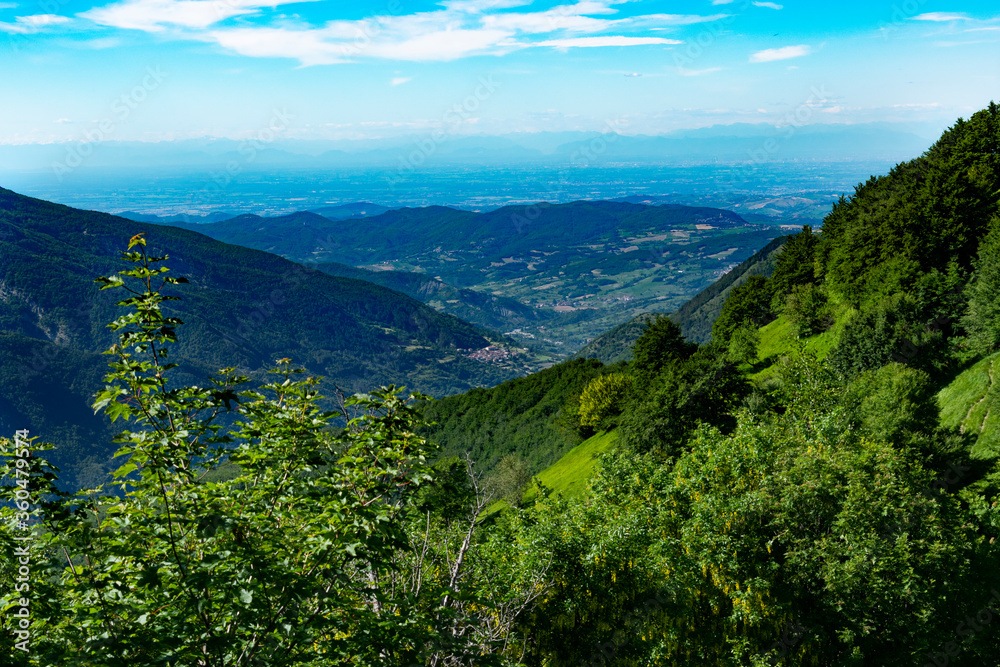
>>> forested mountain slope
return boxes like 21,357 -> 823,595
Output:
0,187 -> 528,485
413,105 -> 1000,665
157,199 -> 784,354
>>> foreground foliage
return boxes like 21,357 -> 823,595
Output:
0,238 -> 539,666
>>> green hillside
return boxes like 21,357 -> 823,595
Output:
187,201 -> 753,266
938,351 -> 1000,459
421,357 -> 612,474
668,234 -> 789,343
526,430 -> 617,501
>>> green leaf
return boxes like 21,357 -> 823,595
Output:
113,462 -> 138,479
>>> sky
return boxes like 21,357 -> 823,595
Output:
1,0 -> 998,144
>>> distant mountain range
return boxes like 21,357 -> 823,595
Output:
0,187 -> 530,487
121,202 -> 393,226
156,200 -> 751,267
0,123 -> 933,172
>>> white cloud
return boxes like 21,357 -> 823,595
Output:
536,35 -> 681,48
483,10 -> 613,34
81,0 -> 320,32
911,12 -> 970,22
18,13 -> 70,26
390,76 -> 412,86
78,0 -> 726,65
631,13 -> 730,26
0,13 -> 70,33
208,27 -> 350,65
752,1 -> 783,9
749,44 -> 811,62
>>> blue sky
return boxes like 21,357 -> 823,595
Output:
1,0 -> 998,143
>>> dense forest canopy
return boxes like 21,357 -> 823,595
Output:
818,102 -> 1000,308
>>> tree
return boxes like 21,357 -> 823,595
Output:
726,323 -> 760,365
577,372 -> 632,434
0,236 -> 511,666
963,215 -> 1000,356
619,348 -> 750,458
630,315 -> 697,388
827,292 -> 950,379
843,362 -> 939,444
711,275 -> 774,346
488,453 -> 532,508
782,282 -> 830,338
769,225 -> 818,300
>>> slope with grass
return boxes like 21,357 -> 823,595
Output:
526,430 -> 617,501
938,351 -> 1000,459
748,304 -> 852,380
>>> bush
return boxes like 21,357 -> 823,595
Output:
577,372 -> 632,433
783,282 -> 831,338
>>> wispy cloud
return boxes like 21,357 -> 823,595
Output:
390,76 -> 412,86
752,2 -> 783,9
749,44 -> 811,63
911,12 -> 970,22
78,0 -> 724,65
0,13 -> 70,33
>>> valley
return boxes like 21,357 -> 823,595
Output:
152,200 -> 787,359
